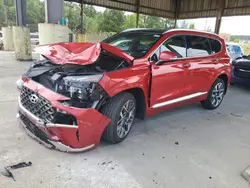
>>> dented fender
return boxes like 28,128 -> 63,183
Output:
18,79 -> 111,152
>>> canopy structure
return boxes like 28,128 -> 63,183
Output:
65,0 -> 250,33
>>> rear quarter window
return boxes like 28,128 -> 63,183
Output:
208,38 -> 221,54
185,35 -> 211,57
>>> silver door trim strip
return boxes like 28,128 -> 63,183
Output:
239,69 -> 250,73
152,92 -> 208,108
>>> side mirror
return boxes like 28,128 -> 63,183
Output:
156,51 -> 178,66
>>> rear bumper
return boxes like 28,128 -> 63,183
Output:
17,80 -> 111,152
231,72 -> 250,86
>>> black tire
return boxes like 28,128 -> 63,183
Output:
101,92 -> 136,144
201,78 -> 225,110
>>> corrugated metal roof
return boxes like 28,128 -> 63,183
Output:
65,0 -> 175,18
178,0 -> 250,18
65,0 -> 250,19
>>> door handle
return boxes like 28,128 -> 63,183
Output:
182,63 -> 191,68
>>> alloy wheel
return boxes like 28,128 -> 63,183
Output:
117,100 -> 136,138
211,82 -> 225,107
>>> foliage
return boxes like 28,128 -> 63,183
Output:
0,0 -> 175,34
230,35 -> 250,42
98,9 -> 125,33
123,14 -> 137,29
240,44 -> 250,55
64,2 -> 81,32
0,0 -> 6,27
189,23 -> 195,29
234,39 -> 240,43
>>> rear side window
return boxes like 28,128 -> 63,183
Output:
209,38 -> 221,54
186,35 -> 211,57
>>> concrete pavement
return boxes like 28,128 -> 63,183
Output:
0,51 -> 250,188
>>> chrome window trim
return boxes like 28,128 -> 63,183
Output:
149,33 -> 223,62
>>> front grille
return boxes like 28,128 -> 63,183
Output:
234,68 -> 250,79
19,112 -> 52,146
20,86 -> 55,123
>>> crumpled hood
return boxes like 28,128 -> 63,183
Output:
34,42 -> 134,65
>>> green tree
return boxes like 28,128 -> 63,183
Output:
189,23 -> 195,29
139,15 -> 164,28
64,2 -> 81,32
99,9 -> 125,33
164,18 -> 175,29
0,0 -> 6,27
123,14 -> 137,29
84,5 -> 97,18
86,12 -> 103,33
26,0 -> 45,31
234,39 -> 240,43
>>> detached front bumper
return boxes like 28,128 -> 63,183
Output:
17,80 -> 111,152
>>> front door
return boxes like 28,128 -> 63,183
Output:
150,35 -> 190,108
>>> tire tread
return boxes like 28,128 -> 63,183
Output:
201,78 -> 225,110
101,92 -> 135,143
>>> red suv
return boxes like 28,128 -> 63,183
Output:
17,29 -> 232,152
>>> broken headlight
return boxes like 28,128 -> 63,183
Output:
58,74 -> 105,102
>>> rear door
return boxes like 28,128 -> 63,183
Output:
184,35 -> 220,94
150,35 -> 190,108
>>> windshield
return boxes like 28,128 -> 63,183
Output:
103,32 -> 161,58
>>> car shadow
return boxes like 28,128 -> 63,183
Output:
98,102 -> 204,148
230,84 -> 250,92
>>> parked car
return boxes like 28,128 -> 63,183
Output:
226,43 -> 244,60
231,55 -> 250,86
17,29 -> 232,152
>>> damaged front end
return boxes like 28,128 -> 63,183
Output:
17,42 -> 133,152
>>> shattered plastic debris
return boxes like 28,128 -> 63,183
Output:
1,161 -> 32,181
230,112 -> 243,117
7,161 -> 32,169
1,168 -> 15,181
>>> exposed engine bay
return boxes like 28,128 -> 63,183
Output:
23,50 -> 131,108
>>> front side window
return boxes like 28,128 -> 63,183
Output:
152,35 -> 186,61
186,35 -> 211,57
103,32 -> 161,58
161,35 -> 186,58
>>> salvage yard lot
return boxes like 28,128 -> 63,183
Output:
0,51 -> 250,188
